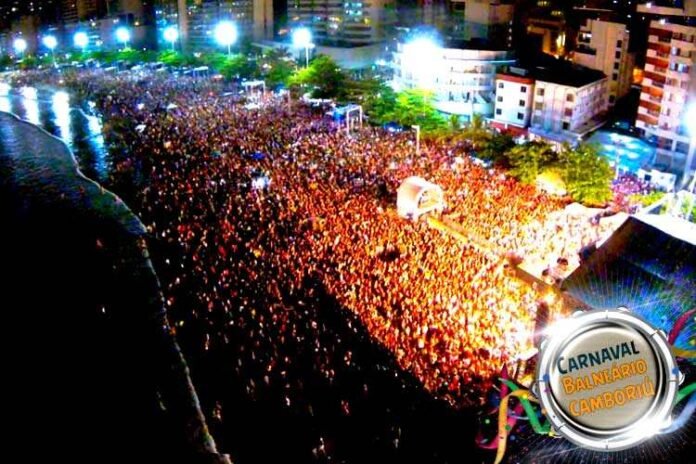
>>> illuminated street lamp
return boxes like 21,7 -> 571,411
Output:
42,35 -> 58,64
13,37 -> 27,57
116,27 -> 131,50
214,21 -> 238,56
412,125 -> 421,156
292,27 -> 312,68
402,36 -> 441,88
164,25 -> 179,51
42,35 -> 57,51
74,31 -> 89,53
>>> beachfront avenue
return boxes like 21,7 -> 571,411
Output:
2,62 -> 693,463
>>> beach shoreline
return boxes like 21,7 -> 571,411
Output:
1,109 -> 229,463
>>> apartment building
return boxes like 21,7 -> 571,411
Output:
288,0 -> 396,47
392,39 -> 514,119
573,19 -> 634,106
491,62 -> 609,144
490,67 -> 535,134
636,20 -> 696,177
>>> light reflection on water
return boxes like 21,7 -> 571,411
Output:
0,95 -> 10,113
2,84 -> 110,182
53,91 -> 72,142
21,86 -> 40,125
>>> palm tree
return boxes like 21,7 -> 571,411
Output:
460,113 -> 491,148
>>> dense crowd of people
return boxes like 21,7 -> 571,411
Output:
10,69 -> 632,411
612,173 -> 655,212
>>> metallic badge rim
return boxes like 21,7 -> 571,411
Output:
536,308 -> 680,451
548,324 -> 662,435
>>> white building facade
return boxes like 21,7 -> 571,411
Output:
573,19 -> 634,106
491,64 -> 608,144
491,68 -> 535,133
392,41 -> 514,119
530,76 -> 608,141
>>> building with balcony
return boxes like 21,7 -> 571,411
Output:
491,60 -> 609,145
636,19 -> 696,178
184,0 -> 253,51
573,19 -> 634,107
449,0 -> 514,48
391,40 -> 514,119
288,0 -> 397,47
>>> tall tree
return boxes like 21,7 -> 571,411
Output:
387,89 -> 446,133
289,55 -> 348,99
259,49 -> 295,88
461,113 -> 490,148
507,140 -> 558,184
479,132 -> 516,165
558,143 -> 613,206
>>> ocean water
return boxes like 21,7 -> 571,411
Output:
0,83 -> 110,182
0,90 -> 226,462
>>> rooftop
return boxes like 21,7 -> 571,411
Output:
499,53 -> 607,88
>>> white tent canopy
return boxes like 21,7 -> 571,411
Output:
397,176 -> 445,220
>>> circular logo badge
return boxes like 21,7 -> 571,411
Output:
535,309 -> 681,451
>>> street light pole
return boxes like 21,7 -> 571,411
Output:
215,21 -> 237,57
412,125 -> 421,156
293,28 -> 312,68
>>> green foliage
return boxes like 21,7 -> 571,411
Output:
460,113 -> 490,146
627,190 -> 666,208
258,49 -> 295,88
362,85 -> 397,125
558,143 -> 614,206
507,140 -> 558,184
478,132 -> 516,165
0,54 -> 13,69
289,55 -> 348,99
367,88 -> 446,133
344,76 -> 388,105
17,55 -> 40,69
157,50 -> 191,67
448,114 -> 461,131
685,201 -> 696,221
218,54 -> 259,80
